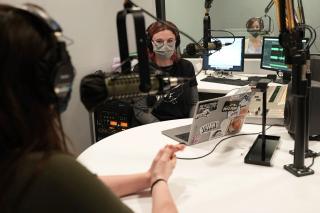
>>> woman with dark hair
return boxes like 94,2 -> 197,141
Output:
0,4 -> 183,213
133,21 -> 199,124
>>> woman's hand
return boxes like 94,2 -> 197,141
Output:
148,144 -> 185,186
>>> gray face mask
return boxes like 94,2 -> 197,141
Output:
152,42 -> 176,59
248,29 -> 261,38
250,31 -> 260,38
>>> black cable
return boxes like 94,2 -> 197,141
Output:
299,24 -> 316,50
197,37 -> 204,44
177,126 -> 273,160
308,25 -> 317,49
210,29 -> 236,45
195,67 -> 204,76
303,24 -> 318,53
306,152 -> 320,169
307,156 -> 316,169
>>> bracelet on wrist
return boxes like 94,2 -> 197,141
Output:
151,178 -> 167,193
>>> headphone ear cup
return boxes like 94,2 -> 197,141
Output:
38,42 -> 74,111
36,59 -> 57,104
52,43 -> 74,99
175,33 -> 180,48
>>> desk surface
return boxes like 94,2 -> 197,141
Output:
193,57 -> 275,94
196,72 -> 276,94
78,119 -> 320,213
196,72 -> 242,94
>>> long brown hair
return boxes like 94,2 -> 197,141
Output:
0,4 -> 70,208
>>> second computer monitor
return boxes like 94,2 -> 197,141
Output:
202,36 -> 245,72
261,37 -> 290,72
261,36 -> 308,72
261,37 -> 308,83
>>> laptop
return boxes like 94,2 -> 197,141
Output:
162,87 -> 253,145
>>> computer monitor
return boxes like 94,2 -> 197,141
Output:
202,36 -> 245,72
261,36 -> 307,83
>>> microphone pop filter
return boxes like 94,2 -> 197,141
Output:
80,71 -> 108,111
185,43 -> 197,56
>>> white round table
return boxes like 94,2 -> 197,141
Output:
78,119 -> 320,213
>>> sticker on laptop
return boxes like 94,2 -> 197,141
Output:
209,129 -> 223,140
222,101 -> 240,113
190,134 -> 201,145
195,101 -> 218,120
200,121 -> 219,135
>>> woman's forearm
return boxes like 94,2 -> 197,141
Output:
98,172 -> 151,197
152,181 -> 178,213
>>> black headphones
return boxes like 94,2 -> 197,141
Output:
17,4 -> 75,112
146,21 -> 181,51
246,17 -> 264,32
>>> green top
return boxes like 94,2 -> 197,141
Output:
6,152 -> 134,213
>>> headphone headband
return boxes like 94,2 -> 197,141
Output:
20,3 -> 62,33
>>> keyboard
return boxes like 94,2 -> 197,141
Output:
201,76 -> 250,86
175,132 -> 190,142
247,76 -> 270,82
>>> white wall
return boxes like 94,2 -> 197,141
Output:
3,0 -> 156,155
166,0 -> 203,50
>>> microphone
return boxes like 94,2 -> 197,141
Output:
185,40 -> 225,56
80,71 -> 191,111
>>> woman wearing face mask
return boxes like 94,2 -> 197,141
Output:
245,17 -> 264,54
133,21 -> 199,124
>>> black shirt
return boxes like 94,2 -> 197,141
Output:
133,59 -> 198,123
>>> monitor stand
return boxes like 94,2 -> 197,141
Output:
275,71 -> 291,84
